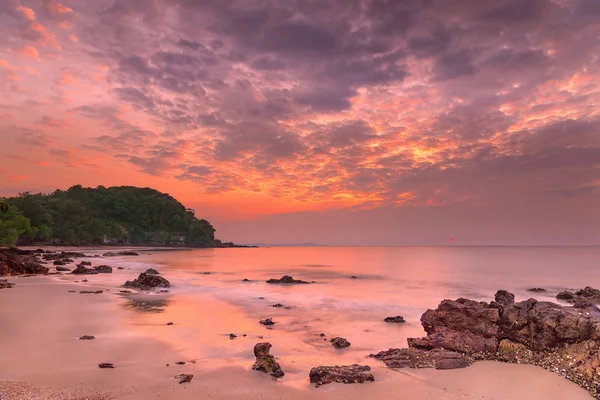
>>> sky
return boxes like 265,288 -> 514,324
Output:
1,0 -> 599,245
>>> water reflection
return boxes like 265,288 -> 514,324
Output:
121,294 -> 170,313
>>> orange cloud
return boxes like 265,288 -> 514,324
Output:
15,5 -> 36,20
19,45 -> 39,60
55,69 -> 77,86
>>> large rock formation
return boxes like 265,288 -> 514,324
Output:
309,364 -> 374,387
372,290 -> 600,398
0,248 -> 48,276
252,342 -> 284,378
556,287 -> 600,306
123,271 -> 170,290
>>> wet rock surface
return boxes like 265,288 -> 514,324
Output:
266,275 -> 310,284
55,266 -> 71,272
330,337 -> 351,349
259,318 -> 275,326
93,265 -> 113,273
145,268 -> 160,275
0,248 -> 49,276
71,265 -> 98,275
252,342 -> 284,378
373,290 -> 600,398
384,316 -> 406,323
309,364 -> 374,387
123,272 -> 170,290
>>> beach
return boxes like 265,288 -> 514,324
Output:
1,246 -> 598,399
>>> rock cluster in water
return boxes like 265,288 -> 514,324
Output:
252,342 -> 285,378
309,364 -> 374,387
103,251 -> 139,257
371,289 -> 600,398
266,275 -> 310,284
384,316 -> 406,323
557,286 -> 600,306
0,248 -> 49,276
123,269 -> 171,290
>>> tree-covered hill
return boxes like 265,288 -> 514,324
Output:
0,185 -> 233,247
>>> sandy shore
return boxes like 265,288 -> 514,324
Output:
0,276 -> 593,400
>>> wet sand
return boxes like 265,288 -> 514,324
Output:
0,275 -> 593,400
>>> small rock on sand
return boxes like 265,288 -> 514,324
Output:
98,363 -> 114,368
260,318 -> 275,326
79,335 -> 95,340
330,337 -> 351,348
177,374 -> 194,384
230,333 -> 237,339
384,316 -> 406,323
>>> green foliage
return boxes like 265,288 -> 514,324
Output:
0,200 -> 31,247
5,186 -> 219,247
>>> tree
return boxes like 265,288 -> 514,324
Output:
0,203 -> 31,247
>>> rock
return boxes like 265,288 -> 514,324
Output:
252,342 -> 284,378
309,364 -> 374,387
123,272 -> 170,290
527,288 -> 547,292
177,374 -> 194,384
103,251 -> 139,257
79,335 -> 95,340
79,261 -> 92,266
260,318 -> 275,326
93,265 -> 113,273
117,267 -> 124,270
319,333 -> 325,337
82,279 -> 88,283
54,260 -> 67,266
229,333 -> 237,340
372,289 -> 600,399
384,316 -> 406,323
0,279 -> 15,289
242,278 -> 250,282
557,291 -> 575,300
144,268 -> 160,275
119,290 -> 132,293
272,303 -> 284,308
175,361 -> 185,365
80,290 -> 103,294
71,265 -> 98,275
42,252 -> 85,261
266,275 -> 310,284
98,363 -> 114,368
56,266 -> 71,272
68,290 -> 76,293
202,272 -> 211,275
166,322 -> 173,326
350,276 -> 358,279
330,337 -> 351,349
371,348 -> 472,370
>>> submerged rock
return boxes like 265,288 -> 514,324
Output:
372,289 -> 600,398
123,272 -> 170,290
93,265 -> 113,273
71,265 -> 98,275
98,363 -> 114,368
80,290 -> 103,294
53,260 -> 67,266
309,364 -> 374,387
384,316 -> 406,323
259,318 -> 275,326
229,333 -> 237,340
79,335 -> 95,340
177,374 -> 194,384
0,279 -> 15,289
272,303 -> 284,308
103,251 -> 139,257
527,288 -> 547,292
56,266 -> 71,272
252,342 -> 284,378
330,337 -> 351,349
266,275 -> 310,284
79,261 -> 92,266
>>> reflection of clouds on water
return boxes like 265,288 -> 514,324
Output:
121,295 -> 170,313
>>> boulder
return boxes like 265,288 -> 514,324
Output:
557,287 -> 600,305
384,316 -> 406,323
177,374 -> 193,384
266,275 -> 310,284
0,279 -> 15,289
330,337 -> 351,349
79,335 -> 96,340
371,348 -> 472,369
123,272 -> 170,290
259,318 -> 275,326
98,363 -> 114,368
252,342 -> 284,378
527,288 -> 547,293
145,268 -> 160,275
54,260 -> 67,266
309,364 -> 374,387
79,261 -> 92,266
56,266 -> 71,272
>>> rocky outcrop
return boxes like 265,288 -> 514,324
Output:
309,365 -> 374,387
0,248 -> 48,276
330,337 -> 351,348
252,342 -> 284,378
145,268 -> 160,275
266,275 -> 310,284
71,265 -> 98,275
123,272 -> 170,290
556,287 -> 600,305
372,290 -> 600,398
103,251 -> 139,257
93,265 -> 113,273
42,252 -> 85,261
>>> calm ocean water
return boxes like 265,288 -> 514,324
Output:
54,246 -> 600,384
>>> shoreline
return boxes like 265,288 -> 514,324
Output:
0,272 -> 594,399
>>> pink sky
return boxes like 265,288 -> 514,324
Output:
1,0 -> 599,245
